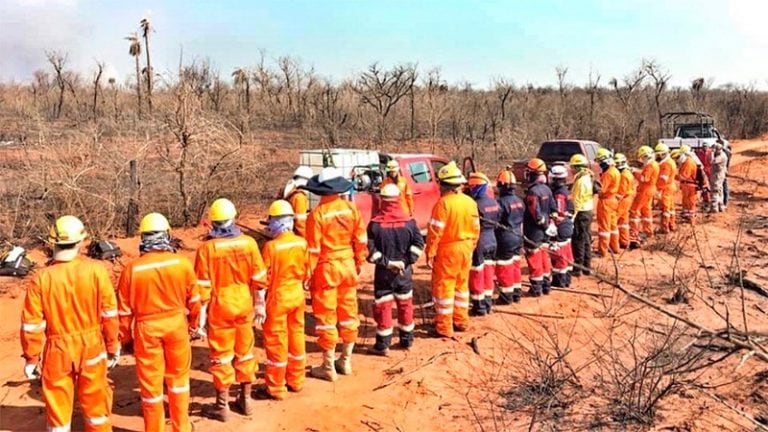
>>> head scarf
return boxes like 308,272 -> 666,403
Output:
469,184 -> 488,200
268,216 -> 294,237
139,231 -> 174,254
372,198 -> 410,224
208,219 -> 242,239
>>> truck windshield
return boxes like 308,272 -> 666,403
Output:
676,124 -> 715,139
537,142 -> 582,160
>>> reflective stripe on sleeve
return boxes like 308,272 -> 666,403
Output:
429,219 -> 445,229
21,321 -> 47,333
85,352 -> 107,366
101,309 -> 118,318
197,280 -> 211,287
409,246 -> 423,257
251,270 -> 267,281
188,295 -> 201,303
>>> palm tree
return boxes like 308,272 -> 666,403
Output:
232,67 -> 250,115
140,18 -> 153,114
126,33 -> 142,118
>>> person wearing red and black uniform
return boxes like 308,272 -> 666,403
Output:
548,165 -> 575,288
467,172 -> 500,316
494,169 -> 525,304
523,159 -> 558,296
366,184 -> 424,355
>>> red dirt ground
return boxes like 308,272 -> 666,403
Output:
2,139 -> 768,431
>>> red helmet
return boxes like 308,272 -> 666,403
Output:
526,158 -> 547,173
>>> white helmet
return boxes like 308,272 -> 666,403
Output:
293,166 -> 313,180
318,167 -> 343,183
380,183 -> 401,198
549,164 -> 568,180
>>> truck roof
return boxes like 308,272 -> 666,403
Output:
387,153 -> 443,159
542,139 -> 599,145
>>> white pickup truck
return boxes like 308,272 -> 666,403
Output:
657,112 -> 730,150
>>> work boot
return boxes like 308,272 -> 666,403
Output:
310,349 -> 338,382
203,388 -> 230,422
335,343 -> 354,375
234,383 -> 253,416
512,288 -> 522,303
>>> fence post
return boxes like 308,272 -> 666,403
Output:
126,160 -> 138,236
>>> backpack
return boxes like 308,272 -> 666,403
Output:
0,246 -> 33,277
87,240 -> 123,261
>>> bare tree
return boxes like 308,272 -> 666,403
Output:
140,17 -> 153,114
354,63 -> 414,143
91,62 -> 104,119
643,59 -> 671,134
423,68 -> 450,151
311,80 -> 350,147
556,66 -> 569,100
232,67 -> 250,115
46,51 -> 68,119
586,68 -> 601,136
126,33 -> 142,118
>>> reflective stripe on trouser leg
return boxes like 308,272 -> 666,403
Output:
526,247 -> 545,292
373,290 -> 394,350
76,344 -> 112,432
432,242 -> 473,336
286,304 -> 306,391
338,281 -> 360,344
136,315 -> 191,432
264,304 -> 289,397
208,322 -> 237,390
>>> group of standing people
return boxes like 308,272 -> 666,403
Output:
18,141 -> 731,431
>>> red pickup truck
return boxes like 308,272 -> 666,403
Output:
512,140 -> 601,183
351,153 -> 449,233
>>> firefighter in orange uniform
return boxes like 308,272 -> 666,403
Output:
195,198 -> 266,421
117,213 -> 199,432
595,148 -> 621,256
259,200 -> 310,399
655,143 -> 678,233
426,161 -> 480,338
21,215 -> 119,432
674,145 -> 698,224
629,146 -> 660,245
614,153 -> 637,248
302,167 -> 367,382
381,160 -> 415,216
283,166 -> 313,237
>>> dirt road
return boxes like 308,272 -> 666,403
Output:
2,138 -> 768,431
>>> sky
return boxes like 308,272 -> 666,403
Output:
1,0 -> 767,89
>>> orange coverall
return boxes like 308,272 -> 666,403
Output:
677,157 -> 698,222
261,231 -> 310,399
597,166 -> 621,255
616,167 -> 637,248
288,189 -> 310,237
306,195 -> 367,351
195,234 -> 266,391
657,157 -> 679,233
21,257 -> 118,432
381,175 -> 415,216
630,160 -> 660,240
426,190 -> 480,338
117,251 -> 200,432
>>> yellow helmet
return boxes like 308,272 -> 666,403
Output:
48,215 -> 88,245
679,144 -> 691,154
637,145 -> 654,160
654,143 -> 670,154
569,154 -> 588,167
209,198 -> 237,222
385,160 -> 400,173
670,149 -> 682,160
268,200 -> 294,218
380,183 -> 401,198
139,212 -> 170,233
437,161 -> 466,185
614,153 -> 628,167
596,147 -> 613,162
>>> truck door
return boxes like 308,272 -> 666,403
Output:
402,158 -> 442,231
